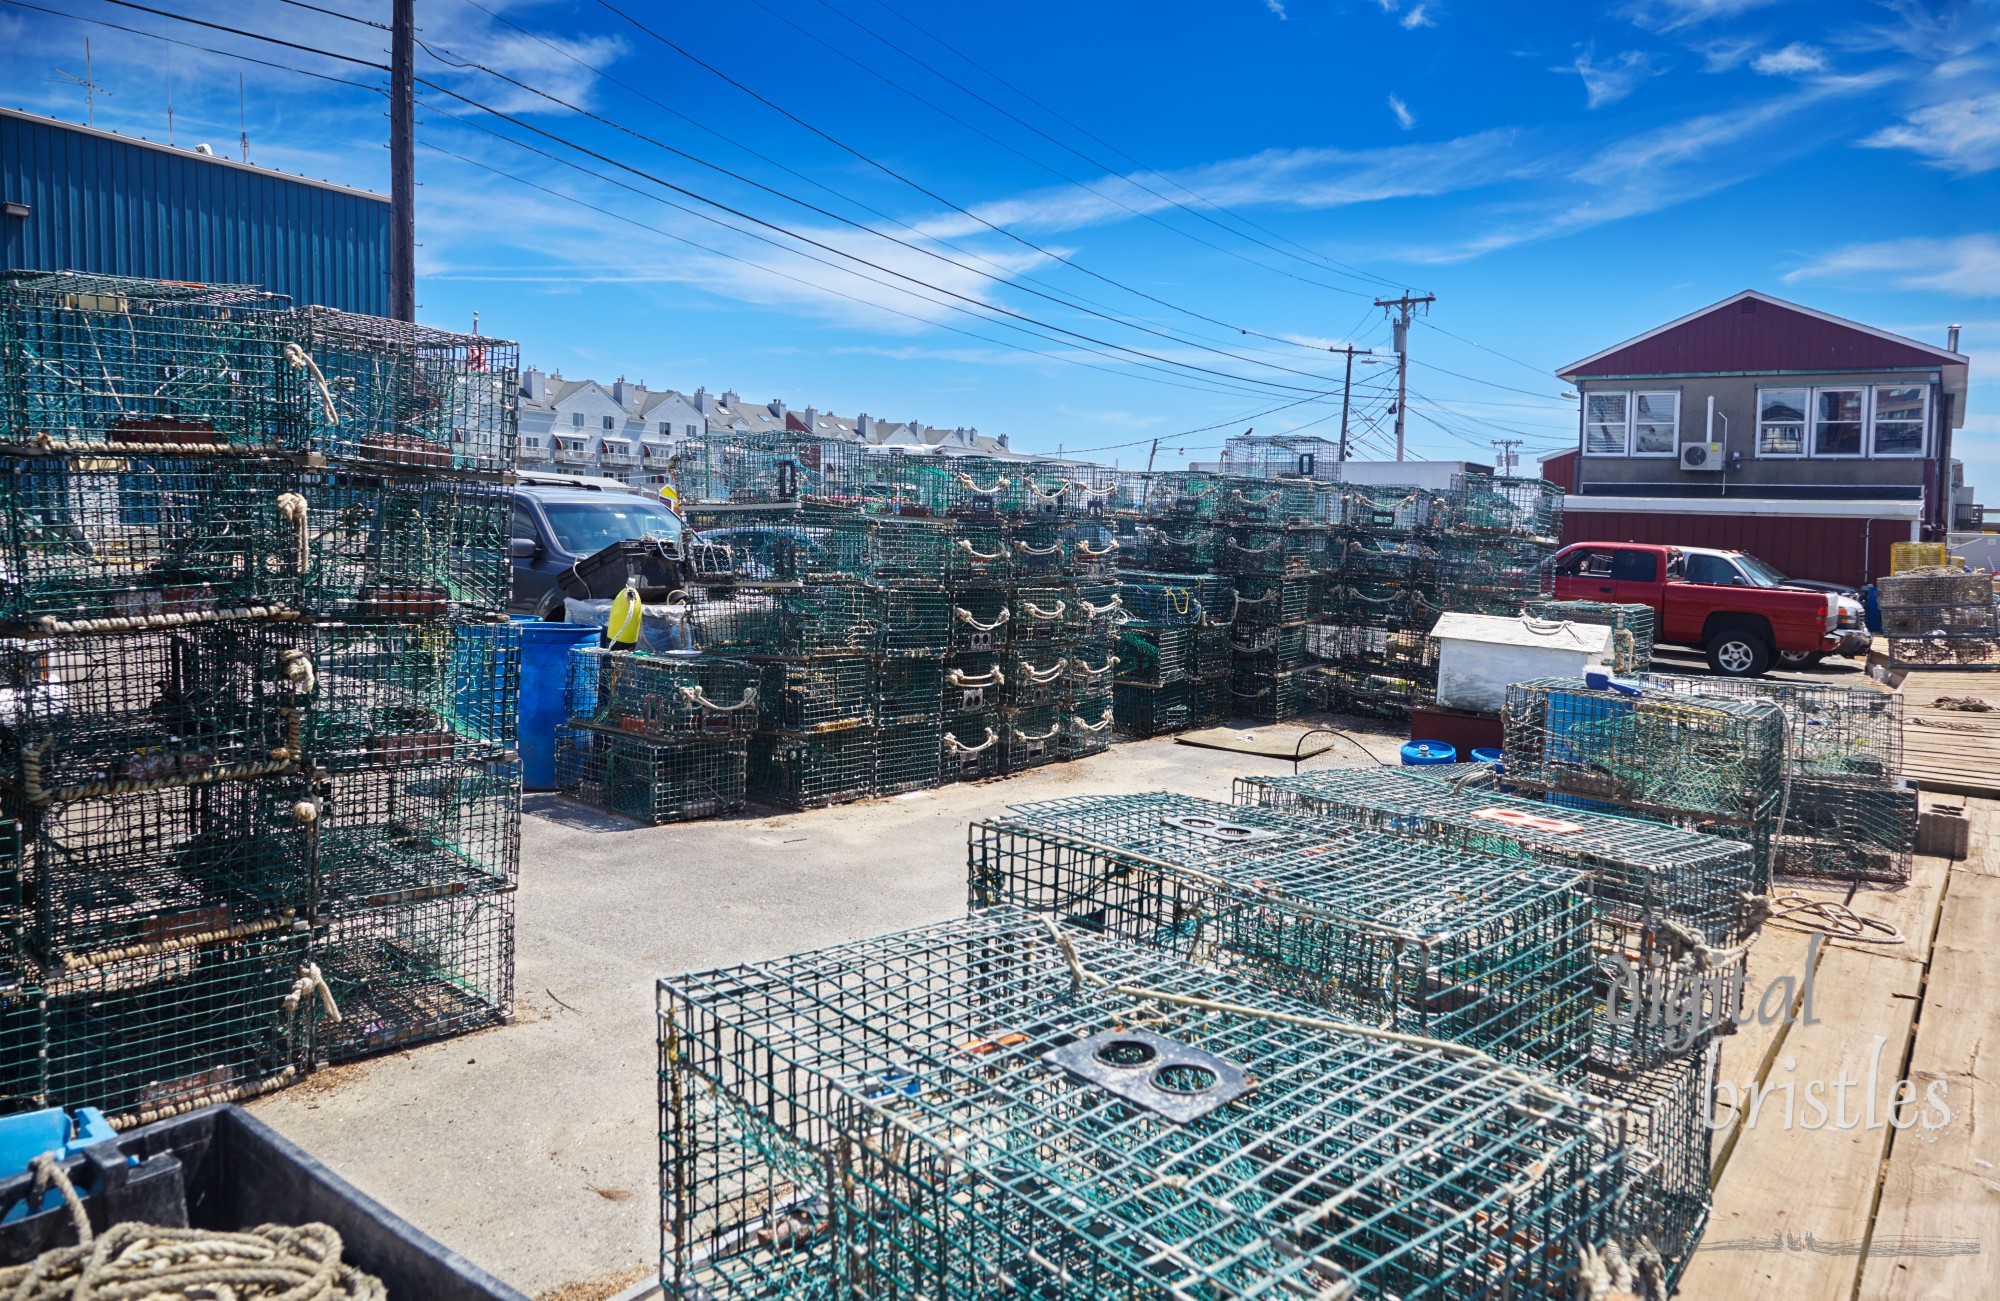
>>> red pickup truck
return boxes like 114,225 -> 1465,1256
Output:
1549,542 -> 1850,677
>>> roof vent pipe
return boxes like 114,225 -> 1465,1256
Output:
1948,324 -> 1961,352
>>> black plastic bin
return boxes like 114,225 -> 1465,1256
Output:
0,1104 -> 529,1300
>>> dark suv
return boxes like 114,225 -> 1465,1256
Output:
508,475 -> 686,619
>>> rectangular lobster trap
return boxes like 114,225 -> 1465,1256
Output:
873,583 -> 950,657
554,727 -> 746,824
943,519 -> 1011,582
0,980 -> 43,1117
1115,572 -> 1210,624
1773,776 -> 1917,884
1112,621 -> 1189,686
1004,643 -> 1068,709
872,722 -> 942,797
566,648 -> 760,741
1336,535 -> 1437,585
0,271 -> 294,452
1445,474 -> 1565,541
1319,577 -> 1441,634
1111,680 -> 1190,738
1229,623 -> 1306,674
1061,578 -> 1124,642
1589,1051 -> 1712,1293
970,793 -> 1595,1080
314,758 -> 520,912
298,469 -> 510,621
1306,622 -> 1437,677
941,715 -> 1003,783
1525,601 -> 1655,674
1230,667 -> 1308,723
281,306 -> 519,475
1216,474 -> 1319,521
1231,572 -> 1312,625
1503,679 -> 1788,823
41,924 -> 311,1124
688,585 -> 882,659
1189,671 -> 1232,727
1886,633 -> 2000,668
760,657 -> 875,733
0,621 -> 310,803
874,656 -> 944,727
1010,584 -> 1076,644
748,729 -> 875,809
941,655 -> 1006,717
1125,521 -> 1220,571
656,907 -> 1637,1301
863,516 -> 954,581
300,618 -> 519,771
1638,674 -> 1901,782
1217,525 -> 1315,575
24,776 -> 317,970
1000,706 -> 1063,773
1060,700 -> 1115,759
945,585 -> 1012,655
1061,645 -> 1119,703
1062,521 -> 1120,577
1234,768 -> 1757,1071
0,452 -> 302,630
310,889 -> 514,1064
1327,665 -> 1437,720
1188,624 -> 1235,678
1004,518 -> 1068,578
1342,483 -> 1445,537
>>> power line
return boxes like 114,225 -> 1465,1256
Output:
1408,356 -> 1570,402
88,0 -> 387,69
0,0 -> 385,91
274,0 -> 388,30
1415,318 -> 1562,383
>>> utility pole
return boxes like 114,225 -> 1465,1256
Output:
389,0 -> 417,322
1328,345 -> 1373,466
1490,439 -> 1521,477
1375,292 -> 1435,461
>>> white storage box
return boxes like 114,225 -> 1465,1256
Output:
1431,613 -> 1611,715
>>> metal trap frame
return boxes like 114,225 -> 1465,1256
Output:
1524,600 -> 1656,675
565,648 -> 760,741
301,618 -> 519,772
310,889 -> 514,1064
688,586 -> 883,659
657,907 -> 1636,1301
554,727 -> 747,825
972,792 -> 1595,1080
748,729 -> 876,809
1588,1051 -> 1712,1293
872,722 -> 943,797
1111,680 -> 1190,738
314,758 -> 520,913
298,469 -> 510,621
760,657 -> 875,734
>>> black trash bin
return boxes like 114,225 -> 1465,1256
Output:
0,1104 -> 529,1300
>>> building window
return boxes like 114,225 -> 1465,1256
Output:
686,423 -> 698,437
1631,391 -> 1679,456
571,412 -> 585,428
658,421 -> 670,435
1584,392 -> 1628,455
1757,388 -> 1808,456
1812,388 -> 1865,457
603,416 -> 616,431
1871,385 -> 1927,457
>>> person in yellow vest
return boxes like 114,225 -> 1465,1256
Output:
606,578 -> 644,650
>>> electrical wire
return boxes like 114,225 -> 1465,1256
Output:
87,0 -> 388,68
274,0 -> 388,29
0,0 -> 386,90
1409,357 -> 1571,402
1416,318 -> 1563,382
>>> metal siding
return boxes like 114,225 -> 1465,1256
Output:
1,111 -> 388,314
1560,510 -> 1903,588
1572,298 -> 1954,377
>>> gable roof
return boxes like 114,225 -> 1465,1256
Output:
1558,290 -> 1967,381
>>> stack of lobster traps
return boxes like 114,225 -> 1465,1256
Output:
1877,567 -> 1999,668
0,272 -> 521,1120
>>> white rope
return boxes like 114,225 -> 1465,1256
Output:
943,727 -> 998,755
276,491 -> 310,572
953,539 -> 1006,561
1021,599 -> 1066,621
677,684 -> 759,713
1067,708 -> 1114,734
1013,539 -> 1063,556
952,605 -> 1010,632
946,667 -> 1005,688
1010,721 -> 1061,742
280,647 -> 317,696
34,605 -> 300,634
1078,595 -> 1123,617
283,961 -> 344,1020
282,341 -> 341,427
952,471 -> 1009,494
1076,539 -> 1120,558
1018,661 -> 1066,684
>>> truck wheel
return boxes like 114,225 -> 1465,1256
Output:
1706,626 -> 1771,677
1777,649 -> 1826,669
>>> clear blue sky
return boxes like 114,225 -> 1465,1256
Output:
3,1 -> 1994,486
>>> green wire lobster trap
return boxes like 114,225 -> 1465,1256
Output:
873,656 -> 944,727
555,727 -> 747,824
1234,768 -> 1757,1071
972,792 -> 1595,1080
946,585 -> 1012,655
1123,521 -> 1221,570
315,758 -> 519,913
1638,674 -> 1901,781
1009,584 -> 1075,645
1113,622 -> 1189,686
0,978 -> 42,1117
0,621 -> 309,803
1589,1051 -> 1712,1293
1502,678 -> 1788,823
873,583 -> 950,657
299,469 -> 510,620
1116,572 -> 1210,624
282,307 -> 518,475
1445,475 -> 1564,541
42,925 -> 311,1124
301,619 -> 519,771
1230,667 -> 1309,723
1060,701 -> 1115,759
689,586 -> 883,659
25,777 -> 316,970
760,657 -> 876,733
1231,572 -> 1312,625
657,907 -> 1639,1301
0,272 -> 293,452
748,729 -> 876,809
565,647 -> 760,740
1342,483 -> 1445,536
1112,680 -> 1191,738
0,452 -> 302,630
1524,601 -> 1656,674
941,716 -> 1002,783
872,722 -> 942,797
0,820 -> 21,984
1000,706 -> 1063,773
1229,624 -> 1306,674
311,889 -> 514,1064
1004,644 -> 1069,710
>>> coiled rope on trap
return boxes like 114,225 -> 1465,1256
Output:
2,1154 -> 388,1299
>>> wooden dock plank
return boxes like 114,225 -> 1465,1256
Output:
1681,943 -> 1922,1298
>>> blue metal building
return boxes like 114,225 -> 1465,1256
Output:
0,108 -> 390,315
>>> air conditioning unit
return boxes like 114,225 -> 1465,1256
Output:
1680,442 -> 1724,472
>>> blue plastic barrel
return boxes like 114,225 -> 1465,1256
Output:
1863,584 -> 1882,633
517,621 -> 600,791
1400,740 -> 1456,766
1469,747 -> 1503,765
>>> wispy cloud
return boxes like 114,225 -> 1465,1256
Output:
1864,91 -> 2000,174
1784,234 -> 2000,298
1264,0 -> 1289,19
1752,43 -> 1827,76
1693,36 -> 1760,72
1401,5 -> 1435,30
1622,0 -> 1780,33
1561,46 -> 1659,108
1388,94 -> 1417,130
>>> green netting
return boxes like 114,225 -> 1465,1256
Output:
315,758 -> 519,912
0,452 -> 300,628
1235,767 -> 1757,1071
555,726 -> 747,824
1503,678 -> 1787,822
1112,621 -> 1188,686
283,306 -> 518,475
311,890 -> 514,1063
973,792 -> 1594,1079
565,648 -> 760,740
42,926 -> 309,1124
299,469 -> 510,619
302,619 -> 518,771
658,908 -> 1637,1300
1525,600 -> 1656,674
0,271 -> 293,451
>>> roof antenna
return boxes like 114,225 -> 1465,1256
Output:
239,73 -> 249,162
51,36 -> 108,128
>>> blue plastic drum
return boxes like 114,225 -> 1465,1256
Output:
1469,747 -> 1503,765
1400,740 -> 1457,766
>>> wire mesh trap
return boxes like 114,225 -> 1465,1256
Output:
873,722 -> 943,797
555,726 -> 747,824
301,619 -> 519,771
657,907 -> 1637,1301
0,271 -> 294,452
1111,681 -> 1190,738
1523,601 -> 1655,675
298,470 -> 510,620
310,890 -> 514,1064
315,758 -> 520,911
41,925 -> 311,1123
748,729 -> 876,809
1588,1052 -> 1712,1293
760,657 -> 876,734
690,586 -> 884,659
971,792 -> 1596,1079
565,647 -> 760,741
0,452 -> 302,629
1234,768 -> 1756,1071
1230,667 -> 1308,723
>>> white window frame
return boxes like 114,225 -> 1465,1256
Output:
1868,384 -> 1929,458
570,411 -> 585,428
1630,390 -> 1680,458
602,415 -> 617,431
1755,386 -> 1810,459
1809,386 -> 1868,460
1583,390 -> 1631,457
